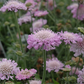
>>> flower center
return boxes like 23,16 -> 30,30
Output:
49,61 -> 60,69
0,62 -> 13,75
7,1 -> 19,6
21,70 -> 30,75
35,30 -> 54,41
34,21 -> 42,28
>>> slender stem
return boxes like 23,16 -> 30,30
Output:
7,26 -> 14,41
40,0 -> 43,9
14,12 -> 23,52
3,80 -> 5,84
42,50 -> 46,84
66,72 -> 69,84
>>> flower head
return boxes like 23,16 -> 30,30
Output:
69,67 -> 79,75
18,14 -> 35,25
46,58 -> 64,72
30,19 -> 47,32
45,0 -> 57,10
27,29 -> 61,51
59,31 -> 82,44
77,66 -> 84,84
34,10 -> 48,17
0,59 -> 19,80
70,35 -> 84,57
29,80 -> 41,84
16,68 -> 37,80
0,0 -> 27,12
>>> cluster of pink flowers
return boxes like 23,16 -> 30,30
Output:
70,35 -> 84,57
0,59 -> 19,80
46,58 -> 64,72
0,0 -> 27,12
27,29 -> 61,51
77,66 -> 84,84
30,18 -> 47,32
59,31 -> 82,44
16,68 -> 37,80
34,10 -> 48,17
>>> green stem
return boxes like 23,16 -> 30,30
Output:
66,72 -> 69,84
42,50 -> 46,84
14,12 -> 23,52
3,80 -> 5,84
7,26 -> 14,41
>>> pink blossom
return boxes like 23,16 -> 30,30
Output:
18,14 -> 35,25
29,80 -> 41,84
15,68 -> 37,80
46,58 -> 64,72
65,65 -> 71,69
59,31 -> 82,44
0,59 -> 19,80
30,18 -> 47,32
69,67 -> 79,75
45,0 -> 57,10
34,10 -> 48,17
0,0 -> 27,12
70,35 -> 84,57
27,29 -> 61,51
77,66 -> 84,84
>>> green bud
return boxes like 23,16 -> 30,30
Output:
4,21 -> 10,26
26,3 -> 32,7
16,51 -> 23,56
43,25 -> 49,29
62,68 -> 71,72
58,2 -> 64,6
15,44 -> 21,48
8,50 -> 13,53
78,27 -> 84,34
10,24 -> 15,28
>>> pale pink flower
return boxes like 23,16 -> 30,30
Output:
29,80 -> 41,84
18,14 -> 35,25
15,68 -> 37,80
59,31 -> 82,44
69,67 -> 79,75
0,0 -> 27,12
34,10 -> 48,17
46,58 -> 64,72
0,59 -> 19,80
45,0 -> 57,10
30,19 -> 47,32
77,66 -> 84,84
65,65 -> 71,69
27,29 -> 61,51
70,35 -> 84,57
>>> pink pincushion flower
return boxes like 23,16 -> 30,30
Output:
27,29 -> 61,51
16,68 -> 37,80
18,14 -> 35,25
59,31 -> 82,44
67,3 -> 78,10
0,59 -> 19,80
0,0 -> 27,12
30,19 -> 47,32
46,58 -> 64,72
45,0 -> 57,10
69,67 -> 79,75
65,65 -> 71,69
70,35 -> 84,57
77,66 -> 84,84
29,80 -> 41,84
34,10 -> 48,17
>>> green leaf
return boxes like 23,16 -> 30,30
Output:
52,79 -> 59,84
